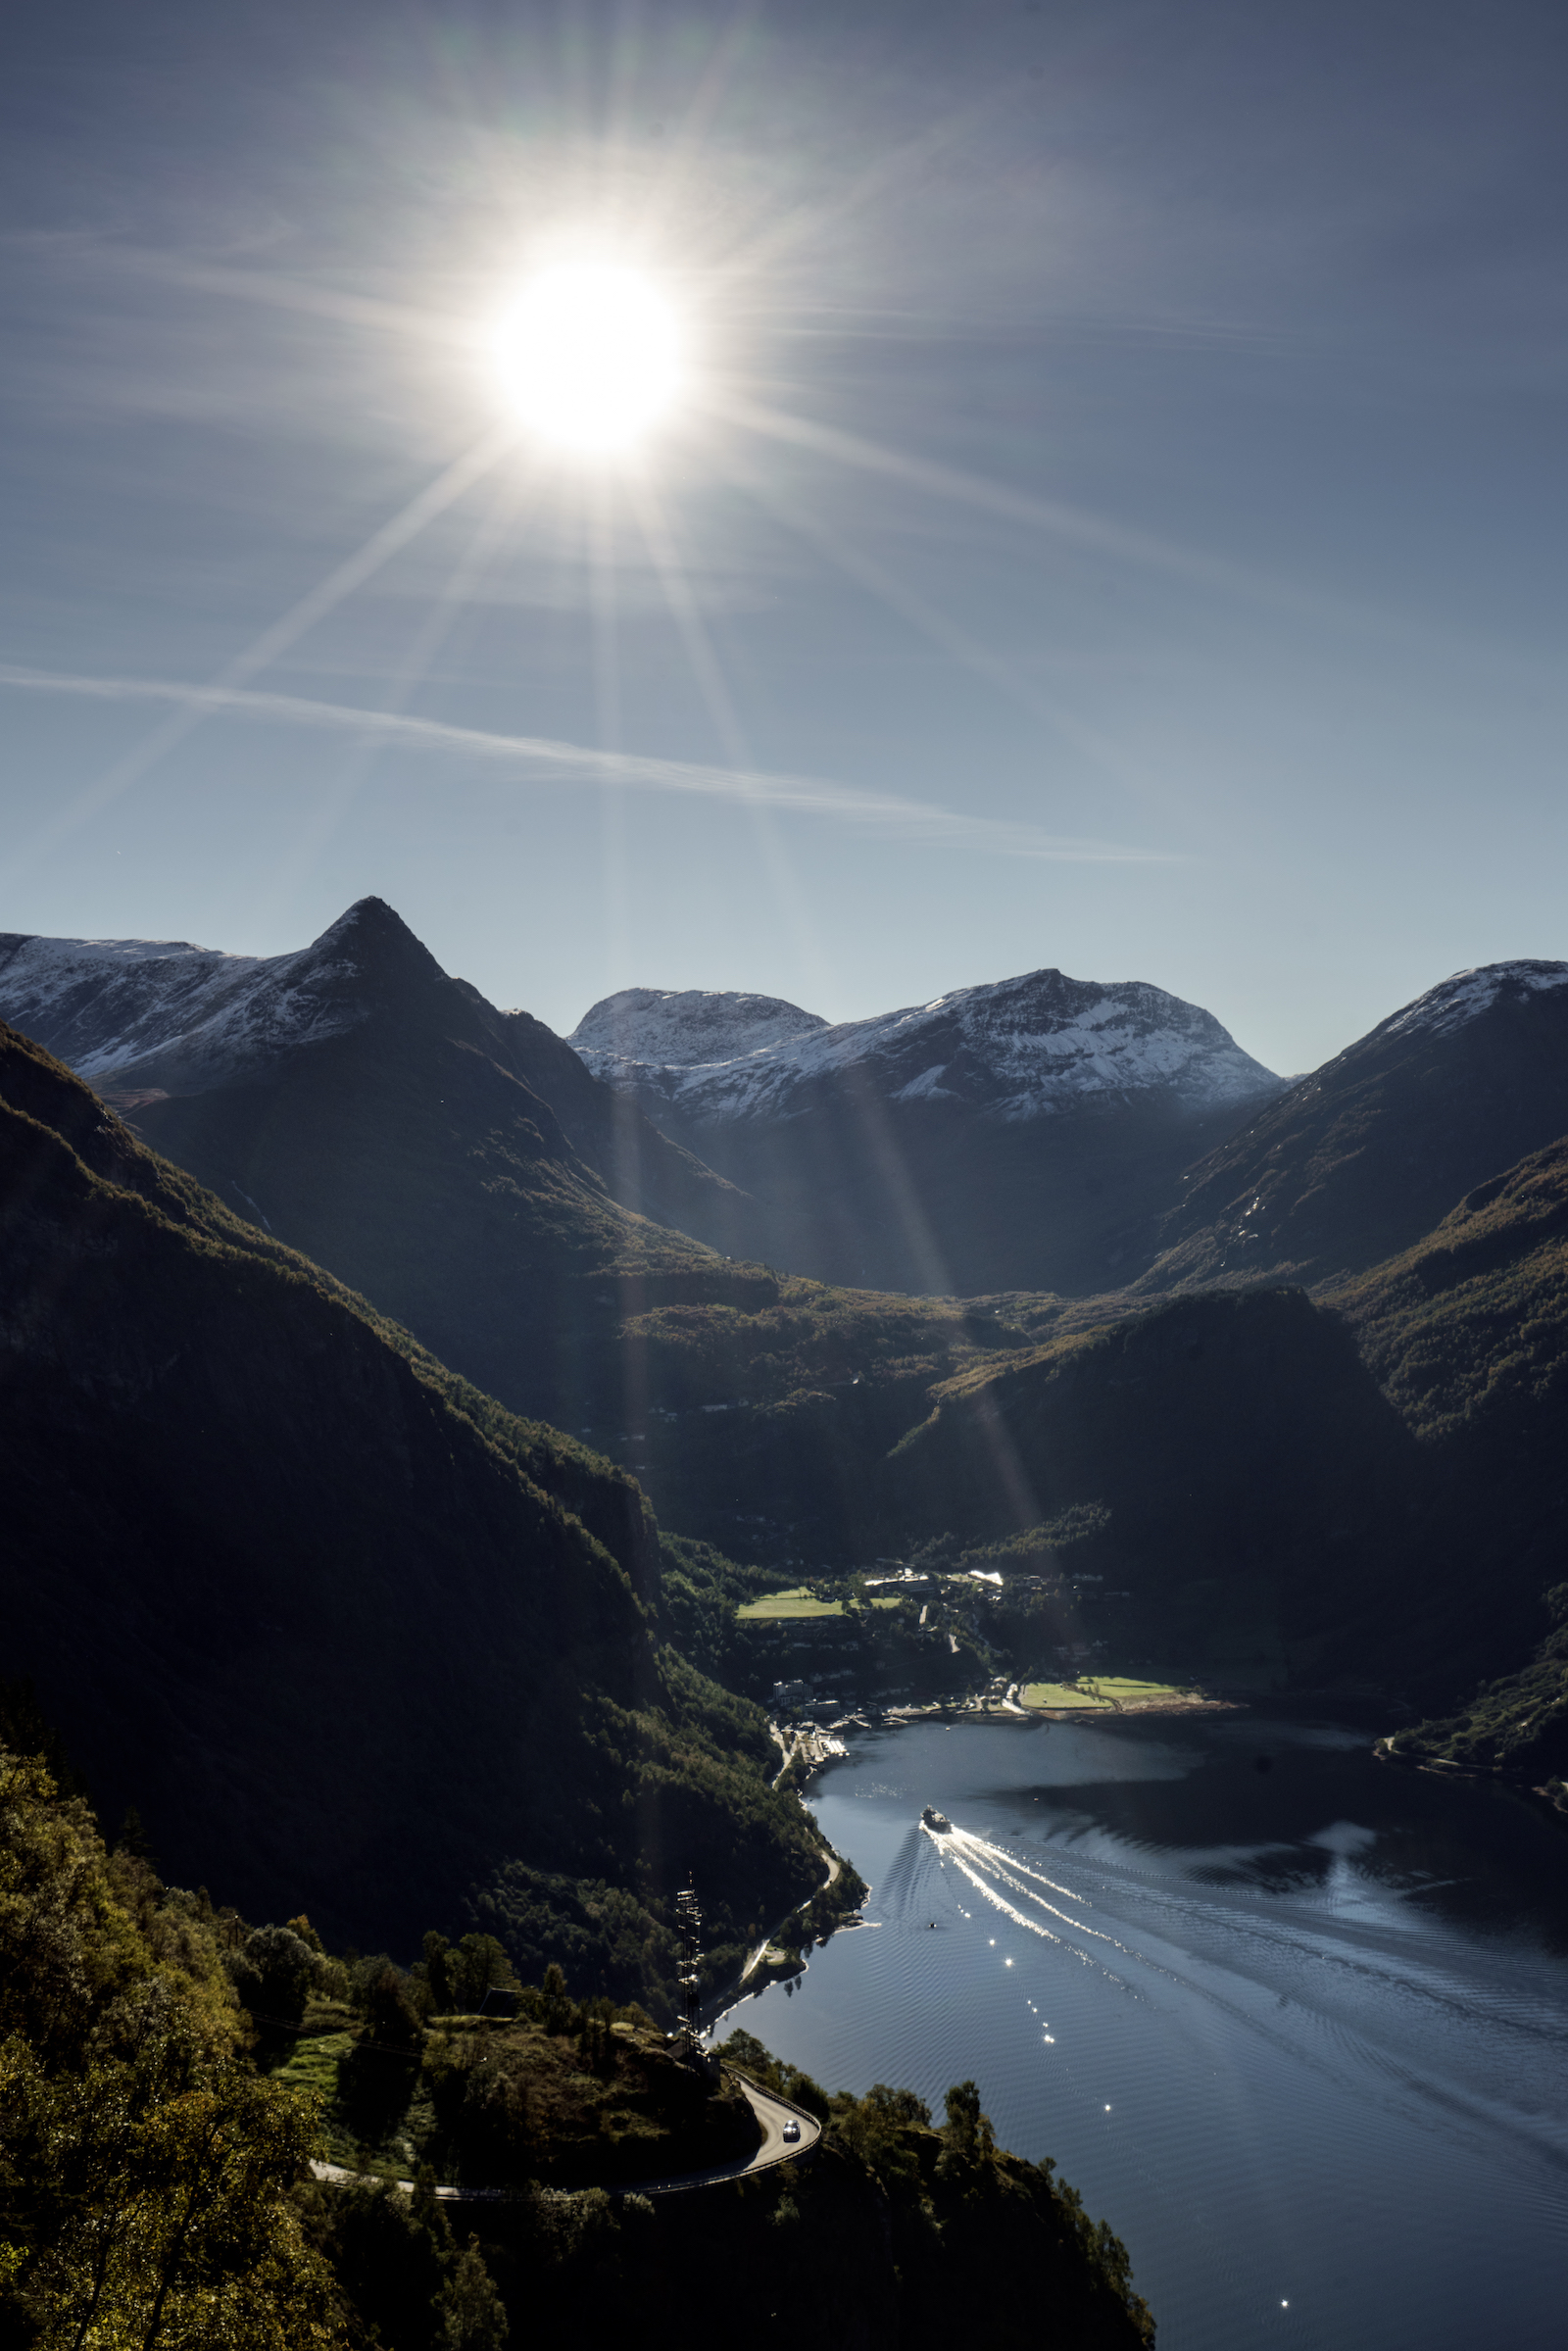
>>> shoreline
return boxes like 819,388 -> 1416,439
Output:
864,1692 -> 1248,1728
710,1694 -> 1248,2033
709,1694 -> 1418,2035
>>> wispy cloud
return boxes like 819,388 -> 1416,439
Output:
0,665 -> 1180,865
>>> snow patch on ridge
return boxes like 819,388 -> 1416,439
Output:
570,965 -> 1280,1126
0,916 -> 368,1094
569,986 -> 826,1066
895,1063 -> 957,1103
1378,959 -> 1568,1045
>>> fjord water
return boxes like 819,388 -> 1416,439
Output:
725,1717 -> 1568,2350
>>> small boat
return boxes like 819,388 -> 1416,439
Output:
921,1806 -> 952,1835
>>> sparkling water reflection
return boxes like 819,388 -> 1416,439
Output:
718,1716 -> 1568,2351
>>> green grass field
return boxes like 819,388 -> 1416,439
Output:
1019,1677 -> 1200,1711
737,1589 -> 847,1619
258,2030 -> 360,2164
736,1589 -> 906,1620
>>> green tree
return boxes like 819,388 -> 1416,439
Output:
435,2235 -> 509,2350
450,1935 -> 517,2013
941,2080 -> 995,2158
422,1932 -> 454,2013
362,1968 -> 424,2049
227,1924 -> 322,2029
0,1750 -> 343,2350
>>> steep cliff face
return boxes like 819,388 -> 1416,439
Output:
0,1023 -> 823,1974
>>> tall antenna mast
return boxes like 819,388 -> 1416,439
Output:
675,1875 -> 703,2055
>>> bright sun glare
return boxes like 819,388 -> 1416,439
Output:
492,263 -> 684,454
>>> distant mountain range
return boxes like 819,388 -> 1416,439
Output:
571,966 -> 1284,1293
6,903 -> 1568,1396
571,967 -> 1277,1124
4,898 -> 1568,1935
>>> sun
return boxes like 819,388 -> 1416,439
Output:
491,263 -> 685,455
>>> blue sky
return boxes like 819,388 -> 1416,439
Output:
3,0 -> 1566,1073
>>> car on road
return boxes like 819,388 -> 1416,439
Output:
782,2121 -> 801,2142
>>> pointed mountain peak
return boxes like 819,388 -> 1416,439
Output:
303,898 -> 449,990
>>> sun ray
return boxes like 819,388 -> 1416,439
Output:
627,478 -> 753,776
16,420 -> 524,882
628,476 -> 962,1301
48,242 -> 459,345
638,2 -> 763,236
710,94 -> 1002,289
248,474 -> 536,929
628,472 -> 844,1021
713,392 -> 1471,655
588,473 -> 634,1013
720,443 -> 1182,833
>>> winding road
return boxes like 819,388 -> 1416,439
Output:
308,2070 -> 819,2205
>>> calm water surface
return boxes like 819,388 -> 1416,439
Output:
717,1715 -> 1568,2351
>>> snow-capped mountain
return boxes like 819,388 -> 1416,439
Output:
570,966 -> 1280,1128
0,908 -> 372,1097
570,987 -> 827,1069
0,897 -> 777,1428
564,964 -> 1284,1296
1377,958 -> 1568,1045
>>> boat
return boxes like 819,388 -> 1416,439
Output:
921,1806 -> 952,1835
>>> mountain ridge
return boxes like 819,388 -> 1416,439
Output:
571,964 -> 1281,1126
567,962 -> 1282,1296
0,899 -> 788,1427
1136,955 -> 1568,1295
0,904 -> 381,1098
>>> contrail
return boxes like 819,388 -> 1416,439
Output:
0,666 -> 1182,865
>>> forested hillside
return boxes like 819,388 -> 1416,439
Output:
1334,1139 -> 1568,1768
0,1022 -> 823,1997
586,1153 -> 1568,1734
0,1735 -> 1154,2351
877,1286 -> 1419,1679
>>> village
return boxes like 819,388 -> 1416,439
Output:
736,1562 -> 1224,1762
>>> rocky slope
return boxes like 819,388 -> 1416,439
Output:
570,965 -> 1281,1296
1137,958 -> 1568,1294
